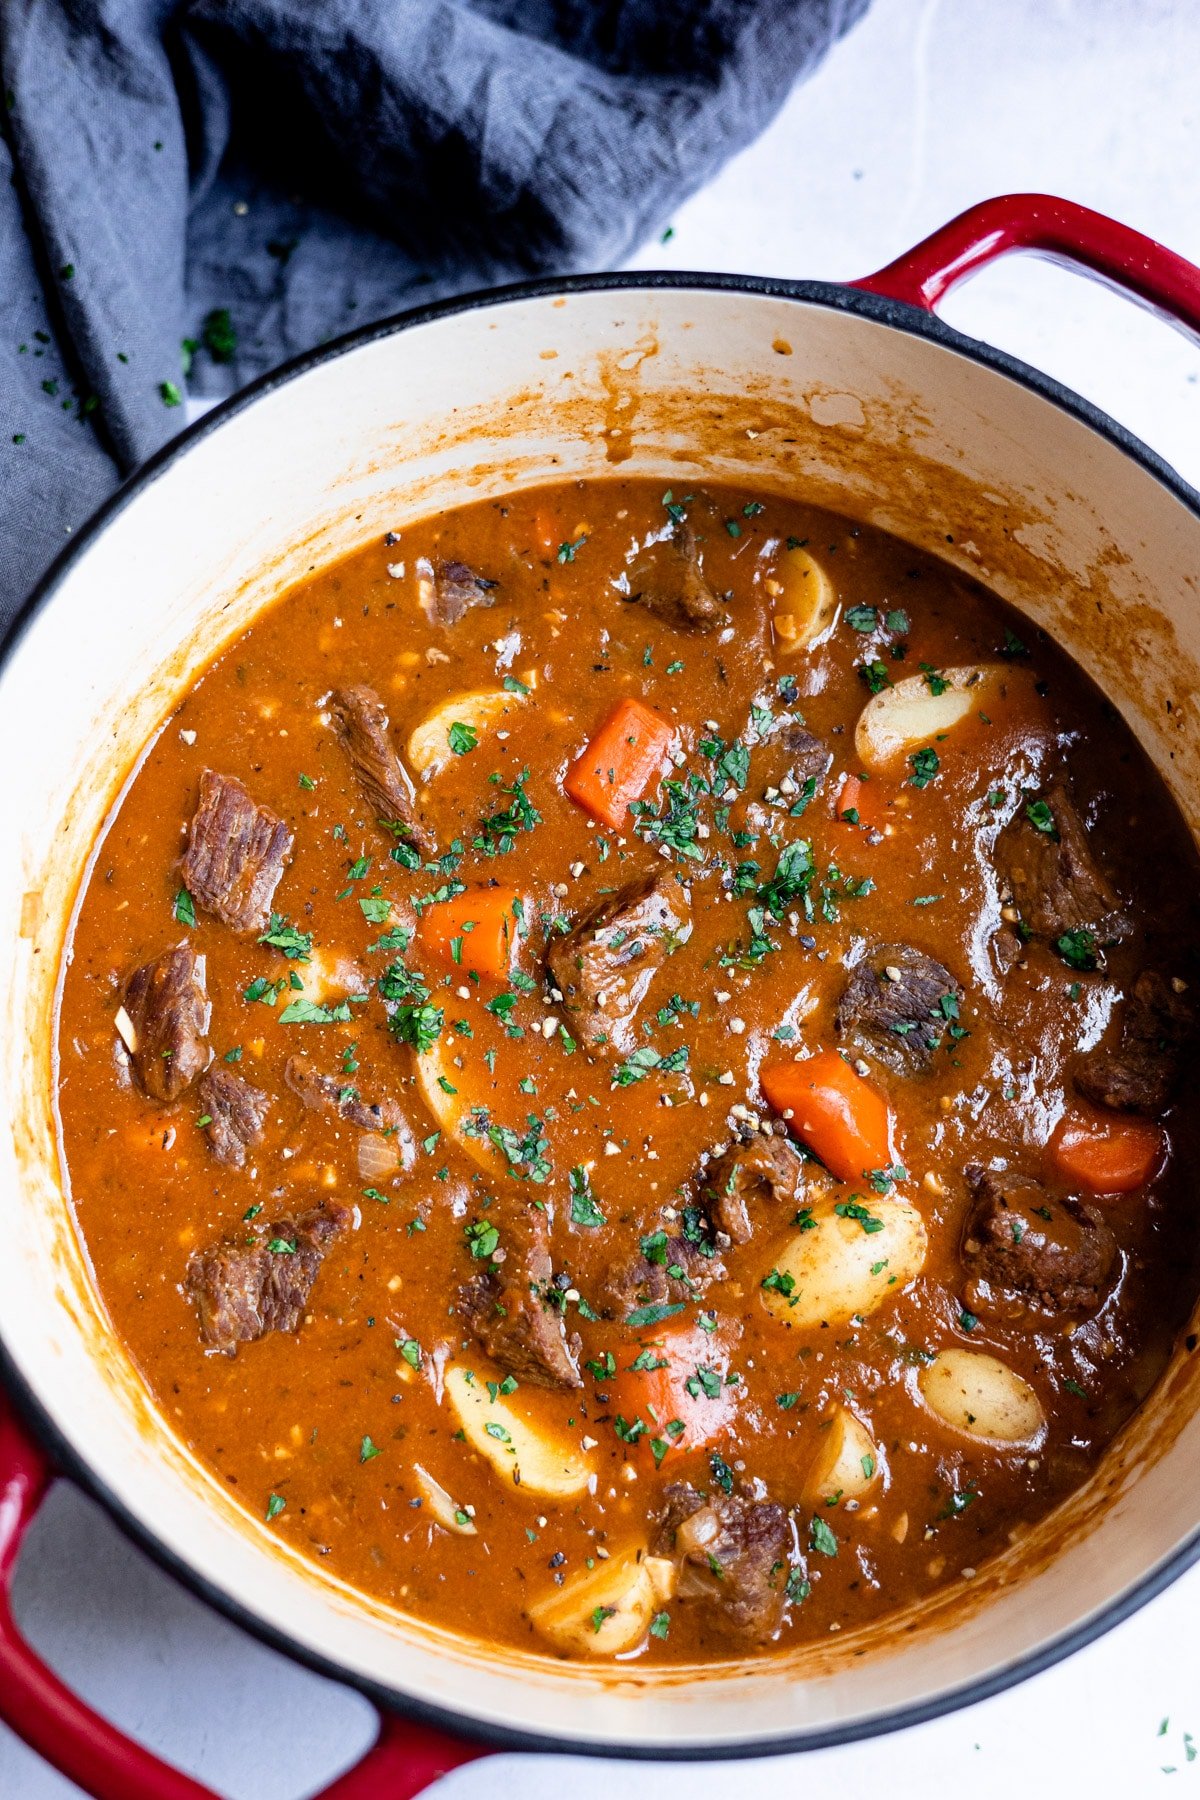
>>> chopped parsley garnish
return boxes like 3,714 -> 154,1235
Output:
278,998 -> 353,1024
569,1165 -> 606,1227
625,1301 -> 686,1328
1055,927 -> 1098,971
858,659 -> 892,695
465,1220 -> 500,1261
809,1516 -> 838,1557
173,888 -> 196,927
258,912 -> 313,960
448,721 -> 478,755
834,1198 -> 885,1233
474,768 -> 540,856
908,746 -> 940,788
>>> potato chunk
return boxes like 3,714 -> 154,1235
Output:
854,665 -> 1003,774
802,1405 -> 881,1505
528,1550 -> 677,1656
444,1365 -> 593,1499
408,688 -> 524,777
918,1349 -> 1045,1445
771,547 -> 838,650
761,1195 -> 927,1330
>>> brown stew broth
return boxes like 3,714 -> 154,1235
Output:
56,478 -> 1200,1663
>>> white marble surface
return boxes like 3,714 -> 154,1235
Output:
5,0 -> 1200,1794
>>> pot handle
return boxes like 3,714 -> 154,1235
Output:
850,192 -> 1200,345
0,1395 -> 487,1800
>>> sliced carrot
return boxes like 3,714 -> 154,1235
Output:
418,886 -> 519,983
760,1048 -> 894,1183
833,772 -> 890,833
607,1321 -> 735,1458
564,696 -> 675,830
1049,1105 -> 1165,1195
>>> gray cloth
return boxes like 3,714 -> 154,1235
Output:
0,0 -> 867,615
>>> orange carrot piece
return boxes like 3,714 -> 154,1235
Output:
834,773 -> 890,833
418,886 -> 519,983
761,1048 -> 894,1183
564,696 -> 675,830
607,1321 -> 735,1456
1049,1106 -> 1165,1195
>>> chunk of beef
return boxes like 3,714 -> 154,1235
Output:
961,1166 -> 1116,1316
546,872 -> 692,1059
199,1066 -> 268,1168
702,1132 -> 804,1247
595,1227 -> 725,1321
779,722 -> 833,798
122,944 -> 210,1101
836,942 -> 963,1075
416,556 -> 497,626
284,1053 -> 415,1163
187,1201 -> 352,1354
181,771 -> 293,935
1075,970 -> 1195,1114
652,1484 -> 790,1643
329,686 -> 433,854
624,525 -> 729,634
458,1209 -> 581,1389
994,781 -> 1126,944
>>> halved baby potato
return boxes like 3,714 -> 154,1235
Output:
771,547 -> 838,650
528,1549 -> 677,1656
854,664 -> 1004,774
918,1349 -> 1045,1446
444,1365 -> 593,1499
408,688 -> 524,778
802,1405 -> 881,1506
761,1195 -> 927,1331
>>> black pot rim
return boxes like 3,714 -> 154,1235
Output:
6,265 -> 1200,1768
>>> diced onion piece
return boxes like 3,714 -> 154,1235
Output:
918,1349 -> 1045,1445
357,1132 -> 400,1183
528,1550 -> 676,1656
802,1405 -> 881,1505
114,1006 -> 139,1053
443,1366 -> 592,1499
413,1461 -> 476,1535
760,1195 -> 926,1330
854,664 -> 1004,774
772,548 -> 838,650
408,689 -> 524,778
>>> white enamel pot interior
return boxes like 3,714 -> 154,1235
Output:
3,276 -> 1200,1757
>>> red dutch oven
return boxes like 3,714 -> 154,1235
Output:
3,194 -> 1200,1799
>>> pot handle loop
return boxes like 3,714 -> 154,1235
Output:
0,1394 -> 486,1800
851,192 -> 1200,346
